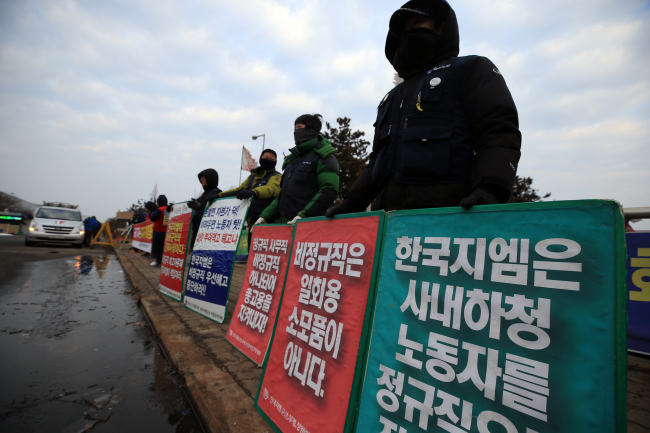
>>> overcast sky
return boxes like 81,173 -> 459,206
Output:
1,0 -> 649,229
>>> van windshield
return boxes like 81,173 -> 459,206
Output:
36,208 -> 82,221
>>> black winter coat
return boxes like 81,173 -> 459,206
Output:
191,169 -> 221,235
344,0 -> 521,212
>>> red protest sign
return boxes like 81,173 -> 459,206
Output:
159,203 -> 192,301
256,214 -> 382,433
226,225 -> 294,366
132,220 -> 153,253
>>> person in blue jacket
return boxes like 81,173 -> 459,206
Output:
83,217 -> 95,247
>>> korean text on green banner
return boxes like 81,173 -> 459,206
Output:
236,229 -> 249,262
159,202 -> 192,301
184,198 -> 249,322
355,201 -> 627,433
226,224 -> 294,366
255,213 -> 384,433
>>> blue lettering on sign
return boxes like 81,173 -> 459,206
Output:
627,232 -> 650,355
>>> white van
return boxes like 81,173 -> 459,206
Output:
26,205 -> 85,248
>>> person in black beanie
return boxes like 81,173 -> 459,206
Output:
187,169 -> 221,249
326,0 -> 521,217
219,149 -> 282,228
255,114 -> 339,227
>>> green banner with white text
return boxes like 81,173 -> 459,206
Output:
355,200 -> 626,433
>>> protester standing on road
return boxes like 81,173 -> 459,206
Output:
90,216 -> 101,241
219,149 -> 282,228
187,169 -> 222,250
82,217 -> 94,247
148,195 -> 169,268
255,114 -> 339,227
326,0 -> 521,217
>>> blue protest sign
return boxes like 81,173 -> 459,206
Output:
183,197 -> 249,323
627,231 -> 650,355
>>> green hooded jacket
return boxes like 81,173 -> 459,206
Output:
260,137 -> 339,223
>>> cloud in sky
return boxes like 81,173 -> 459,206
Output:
0,0 -> 648,229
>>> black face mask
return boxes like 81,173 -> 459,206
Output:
393,27 -> 438,80
294,128 -> 319,145
259,158 -> 277,171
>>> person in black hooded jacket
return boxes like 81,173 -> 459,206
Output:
187,169 -> 222,249
149,194 -> 169,267
327,0 -> 521,217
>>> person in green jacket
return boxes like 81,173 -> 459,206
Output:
255,114 -> 339,227
219,149 -> 282,228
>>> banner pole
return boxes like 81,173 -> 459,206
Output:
239,146 -> 243,184
119,224 -> 132,250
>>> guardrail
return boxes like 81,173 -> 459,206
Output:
624,207 -> 650,220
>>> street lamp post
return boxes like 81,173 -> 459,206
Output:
251,134 -> 265,151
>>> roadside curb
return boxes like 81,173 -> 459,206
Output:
114,248 -> 270,433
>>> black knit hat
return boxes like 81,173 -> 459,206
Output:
389,0 -> 450,35
386,0 -> 454,65
260,149 -> 277,159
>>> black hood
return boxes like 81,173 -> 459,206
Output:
156,195 -> 168,207
385,0 -> 459,67
198,169 -> 219,192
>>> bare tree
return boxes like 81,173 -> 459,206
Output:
121,199 -> 147,214
0,191 -> 33,213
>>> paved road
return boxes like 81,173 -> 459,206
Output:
0,236 -> 203,433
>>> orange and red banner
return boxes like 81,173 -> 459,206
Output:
255,214 -> 383,433
226,225 -> 293,366
132,220 -> 153,253
159,202 -> 192,301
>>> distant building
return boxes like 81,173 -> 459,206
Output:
0,211 -> 29,234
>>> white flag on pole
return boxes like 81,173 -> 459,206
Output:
241,146 -> 257,171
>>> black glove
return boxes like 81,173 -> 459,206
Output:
204,194 -> 220,203
326,200 -> 355,218
459,186 -> 500,209
236,190 -> 255,200
326,166 -> 376,218
167,203 -> 174,213
187,200 -> 201,211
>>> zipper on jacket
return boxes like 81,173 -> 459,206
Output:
400,100 -> 404,109
388,125 -> 392,135
416,91 -> 423,111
